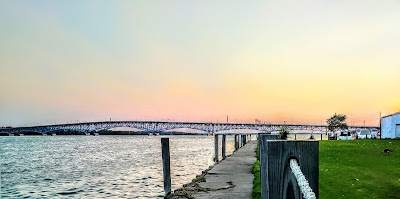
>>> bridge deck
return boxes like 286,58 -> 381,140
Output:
174,140 -> 257,198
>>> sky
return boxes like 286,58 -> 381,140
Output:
1,1 -> 399,127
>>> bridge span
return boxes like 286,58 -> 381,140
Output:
0,121 -> 379,135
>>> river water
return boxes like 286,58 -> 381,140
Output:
0,135 -> 236,198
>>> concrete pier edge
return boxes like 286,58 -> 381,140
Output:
168,140 -> 257,199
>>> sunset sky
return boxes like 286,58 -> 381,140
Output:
1,1 -> 399,127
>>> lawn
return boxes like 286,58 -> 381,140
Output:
252,140 -> 400,199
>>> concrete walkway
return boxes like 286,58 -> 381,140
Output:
190,140 -> 257,199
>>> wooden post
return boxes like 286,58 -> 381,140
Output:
258,134 -> 280,161
238,134 -> 241,148
259,139 -> 319,199
161,138 -> 171,195
222,134 -> 226,160
294,133 -> 297,140
214,134 -> 219,163
235,134 -> 239,150
320,134 -> 323,140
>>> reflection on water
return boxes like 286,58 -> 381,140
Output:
0,135 -> 236,198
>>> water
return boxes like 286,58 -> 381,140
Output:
287,133 -> 329,140
0,135 -> 236,198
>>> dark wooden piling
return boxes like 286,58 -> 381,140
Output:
161,138 -> 171,195
222,134 -> 226,160
214,134 -> 219,163
320,133 -> 323,140
259,139 -> 319,199
258,134 -> 280,160
235,134 -> 239,150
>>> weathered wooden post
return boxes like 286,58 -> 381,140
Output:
222,134 -> 226,160
235,134 -> 239,150
320,134 -> 323,140
161,138 -> 171,195
260,139 -> 319,199
294,133 -> 297,140
258,134 -> 280,160
214,134 -> 219,163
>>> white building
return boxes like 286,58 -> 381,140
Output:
381,112 -> 400,139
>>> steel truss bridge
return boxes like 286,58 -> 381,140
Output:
0,121 -> 379,135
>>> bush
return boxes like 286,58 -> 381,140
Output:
278,127 -> 290,140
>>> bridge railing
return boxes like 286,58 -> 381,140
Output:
259,134 -> 319,199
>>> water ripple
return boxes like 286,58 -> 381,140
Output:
0,135 -> 236,198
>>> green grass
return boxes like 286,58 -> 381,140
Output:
252,142 -> 261,198
252,159 -> 261,199
252,140 -> 400,199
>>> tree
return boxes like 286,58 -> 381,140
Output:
326,113 -> 348,132
278,127 -> 290,140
